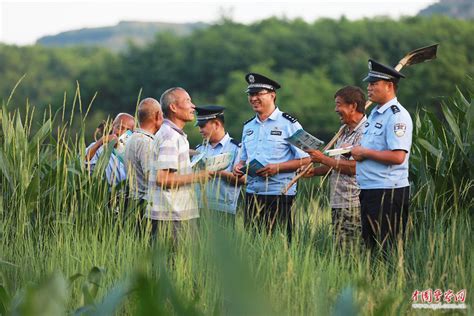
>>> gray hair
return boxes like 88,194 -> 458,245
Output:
137,98 -> 161,124
113,112 -> 135,127
159,87 -> 185,117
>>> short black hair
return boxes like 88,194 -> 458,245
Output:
334,86 -> 366,114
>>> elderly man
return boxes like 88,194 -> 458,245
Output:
233,73 -> 310,241
194,105 -> 245,219
124,98 -> 163,215
85,113 -> 135,186
351,60 -> 413,251
146,87 -> 210,239
304,86 -> 367,248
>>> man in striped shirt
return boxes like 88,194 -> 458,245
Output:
146,87 -> 211,240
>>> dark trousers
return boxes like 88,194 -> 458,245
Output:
244,193 -> 295,241
359,187 -> 410,251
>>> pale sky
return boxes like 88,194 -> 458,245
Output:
0,0 -> 437,45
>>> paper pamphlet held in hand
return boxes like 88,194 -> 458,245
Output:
191,152 -> 234,172
203,152 -> 234,172
324,146 -> 353,157
240,159 -> 264,177
113,130 -> 133,163
285,129 -> 325,151
190,152 -> 206,168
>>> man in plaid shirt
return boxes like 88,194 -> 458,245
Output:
305,86 -> 366,248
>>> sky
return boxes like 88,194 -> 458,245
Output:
0,0 -> 438,45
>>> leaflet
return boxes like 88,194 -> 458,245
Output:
190,152 -> 206,168
192,152 -> 234,172
285,129 -> 325,151
324,146 -> 353,157
203,152 -> 234,172
240,159 -> 264,177
113,130 -> 133,163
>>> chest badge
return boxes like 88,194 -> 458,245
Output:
270,127 -> 282,136
394,123 -> 407,137
246,129 -> 254,136
375,122 -> 383,129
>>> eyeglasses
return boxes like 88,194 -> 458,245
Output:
247,91 -> 272,97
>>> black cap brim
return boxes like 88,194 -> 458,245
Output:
363,75 -> 383,83
195,120 -> 208,127
363,75 -> 400,83
246,87 -> 275,94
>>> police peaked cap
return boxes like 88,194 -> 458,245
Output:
195,105 -> 225,126
245,73 -> 281,93
363,59 -> 406,83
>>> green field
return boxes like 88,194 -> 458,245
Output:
0,85 -> 472,315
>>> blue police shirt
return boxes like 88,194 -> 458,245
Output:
240,107 -> 309,196
356,97 -> 413,189
196,133 -> 242,214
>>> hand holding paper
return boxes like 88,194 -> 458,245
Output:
239,159 -> 265,177
324,146 -> 354,157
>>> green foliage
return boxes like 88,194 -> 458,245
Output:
0,18 -> 473,314
411,80 -> 473,215
10,274 -> 68,316
2,16 -> 474,144
0,87 -> 472,315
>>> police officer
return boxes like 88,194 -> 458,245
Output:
195,105 -> 245,218
233,73 -> 310,240
351,60 -> 413,251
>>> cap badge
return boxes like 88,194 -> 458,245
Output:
368,61 -> 372,70
248,75 -> 255,83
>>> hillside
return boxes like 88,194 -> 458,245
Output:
418,0 -> 474,19
36,20 -> 209,50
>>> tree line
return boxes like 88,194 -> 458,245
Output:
0,15 -> 473,145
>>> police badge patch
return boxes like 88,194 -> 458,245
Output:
394,123 -> 406,137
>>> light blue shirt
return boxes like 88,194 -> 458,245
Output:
240,107 -> 309,196
196,133 -> 242,214
86,141 -> 127,186
356,97 -> 413,189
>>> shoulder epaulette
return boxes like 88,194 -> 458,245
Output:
390,105 -> 400,114
243,117 -> 255,125
195,143 -> 203,150
230,138 -> 241,147
282,112 -> 298,123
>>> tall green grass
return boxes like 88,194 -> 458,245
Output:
0,84 -> 472,315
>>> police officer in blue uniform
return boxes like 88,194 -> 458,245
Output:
195,105 -> 245,218
233,73 -> 310,240
351,60 -> 413,251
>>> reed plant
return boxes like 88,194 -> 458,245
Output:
0,83 -> 472,315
